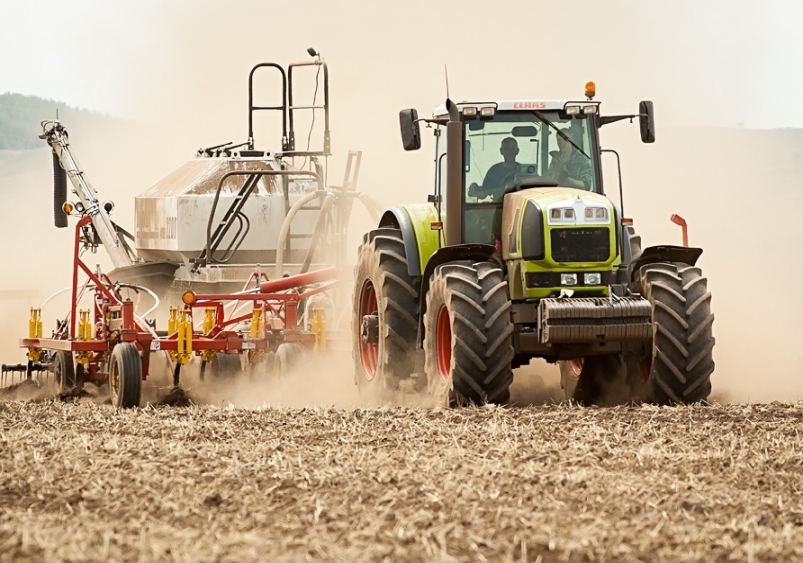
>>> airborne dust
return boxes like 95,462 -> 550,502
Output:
1,2 -> 801,405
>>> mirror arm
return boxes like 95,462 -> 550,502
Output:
599,114 -> 635,126
416,117 -> 448,126
600,113 -> 651,127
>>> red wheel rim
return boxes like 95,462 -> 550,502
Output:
639,359 -> 652,382
359,280 -> 378,380
436,306 -> 452,381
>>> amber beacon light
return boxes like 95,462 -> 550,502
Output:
585,81 -> 596,100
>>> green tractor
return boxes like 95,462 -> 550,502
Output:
353,84 -> 714,406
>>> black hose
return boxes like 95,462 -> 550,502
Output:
52,151 -> 68,228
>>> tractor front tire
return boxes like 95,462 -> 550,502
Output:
353,228 -> 420,400
423,261 -> 514,406
632,262 -> 715,404
108,343 -> 142,408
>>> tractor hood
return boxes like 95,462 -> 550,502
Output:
506,187 -> 614,228
501,186 -> 619,274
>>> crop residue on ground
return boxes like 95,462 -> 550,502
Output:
1,401 -> 802,562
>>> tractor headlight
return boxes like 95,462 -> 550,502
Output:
461,106 -> 478,118
583,105 -> 598,115
565,105 -> 581,115
583,207 -> 607,221
560,273 -> 577,286
551,209 -> 561,220
584,273 -> 602,285
480,106 -> 495,118
564,209 -> 574,219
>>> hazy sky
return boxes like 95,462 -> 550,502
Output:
2,0 -> 802,129
2,1 -> 803,401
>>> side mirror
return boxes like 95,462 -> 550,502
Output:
399,109 -> 421,151
639,101 -> 656,143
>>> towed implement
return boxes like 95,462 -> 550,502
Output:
10,51 -> 380,407
354,82 -> 715,406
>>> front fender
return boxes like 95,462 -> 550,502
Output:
378,204 -> 441,277
631,245 -> 703,279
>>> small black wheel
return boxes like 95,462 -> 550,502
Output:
52,351 -> 76,394
248,351 -> 275,379
207,354 -> 242,379
108,343 -> 142,408
74,363 -> 86,391
274,343 -> 302,376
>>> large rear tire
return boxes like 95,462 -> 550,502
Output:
632,262 -> 715,404
108,343 -> 142,408
352,228 -> 420,399
423,261 -> 514,406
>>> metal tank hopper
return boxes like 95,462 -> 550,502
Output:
105,52 -> 381,302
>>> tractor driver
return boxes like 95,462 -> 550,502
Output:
467,137 -> 520,202
547,128 -> 593,190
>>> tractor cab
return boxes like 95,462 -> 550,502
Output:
429,100 -> 603,246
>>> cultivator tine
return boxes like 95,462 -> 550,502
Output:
1,362 -> 48,388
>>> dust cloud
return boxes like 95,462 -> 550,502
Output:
1,1 -> 800,404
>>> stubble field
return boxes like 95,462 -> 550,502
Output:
2,393 -> 802,563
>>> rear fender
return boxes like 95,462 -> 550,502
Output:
378,204 -> 440,277
631,245 -> 703,279
416,244 -> 497,346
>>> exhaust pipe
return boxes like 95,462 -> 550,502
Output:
52,151 -> 68,228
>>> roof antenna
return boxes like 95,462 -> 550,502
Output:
444,64 -> 450,99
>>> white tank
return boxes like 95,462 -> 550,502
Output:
135,155 -> 317,268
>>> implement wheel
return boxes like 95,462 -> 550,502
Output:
352,228 -> 420,399
423,261 -> 514,406
52,351 -> 76,394
630,262 -> 715,404
109,343 -> 142,408
208,354 -> 242,379
274,343 -> 301,376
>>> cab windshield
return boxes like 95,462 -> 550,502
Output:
462,111 -> 599,244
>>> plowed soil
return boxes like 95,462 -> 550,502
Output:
2,399 -> 802,563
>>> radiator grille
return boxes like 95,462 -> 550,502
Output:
550,228 -> 610,263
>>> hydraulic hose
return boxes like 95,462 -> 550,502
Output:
52,151 -> 68,228
274,191 -> 322,278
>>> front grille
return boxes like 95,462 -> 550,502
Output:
550,228 -> 610,263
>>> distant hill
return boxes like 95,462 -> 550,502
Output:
0,93 -> 113,150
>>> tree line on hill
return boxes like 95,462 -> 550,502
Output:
0,93 -> 109,150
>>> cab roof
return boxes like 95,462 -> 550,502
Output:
432,99 -> 598,118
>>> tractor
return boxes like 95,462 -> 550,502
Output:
353,82 -> 714,406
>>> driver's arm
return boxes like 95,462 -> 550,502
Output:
568,160 -> 593,190
469,164 -> 501,198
